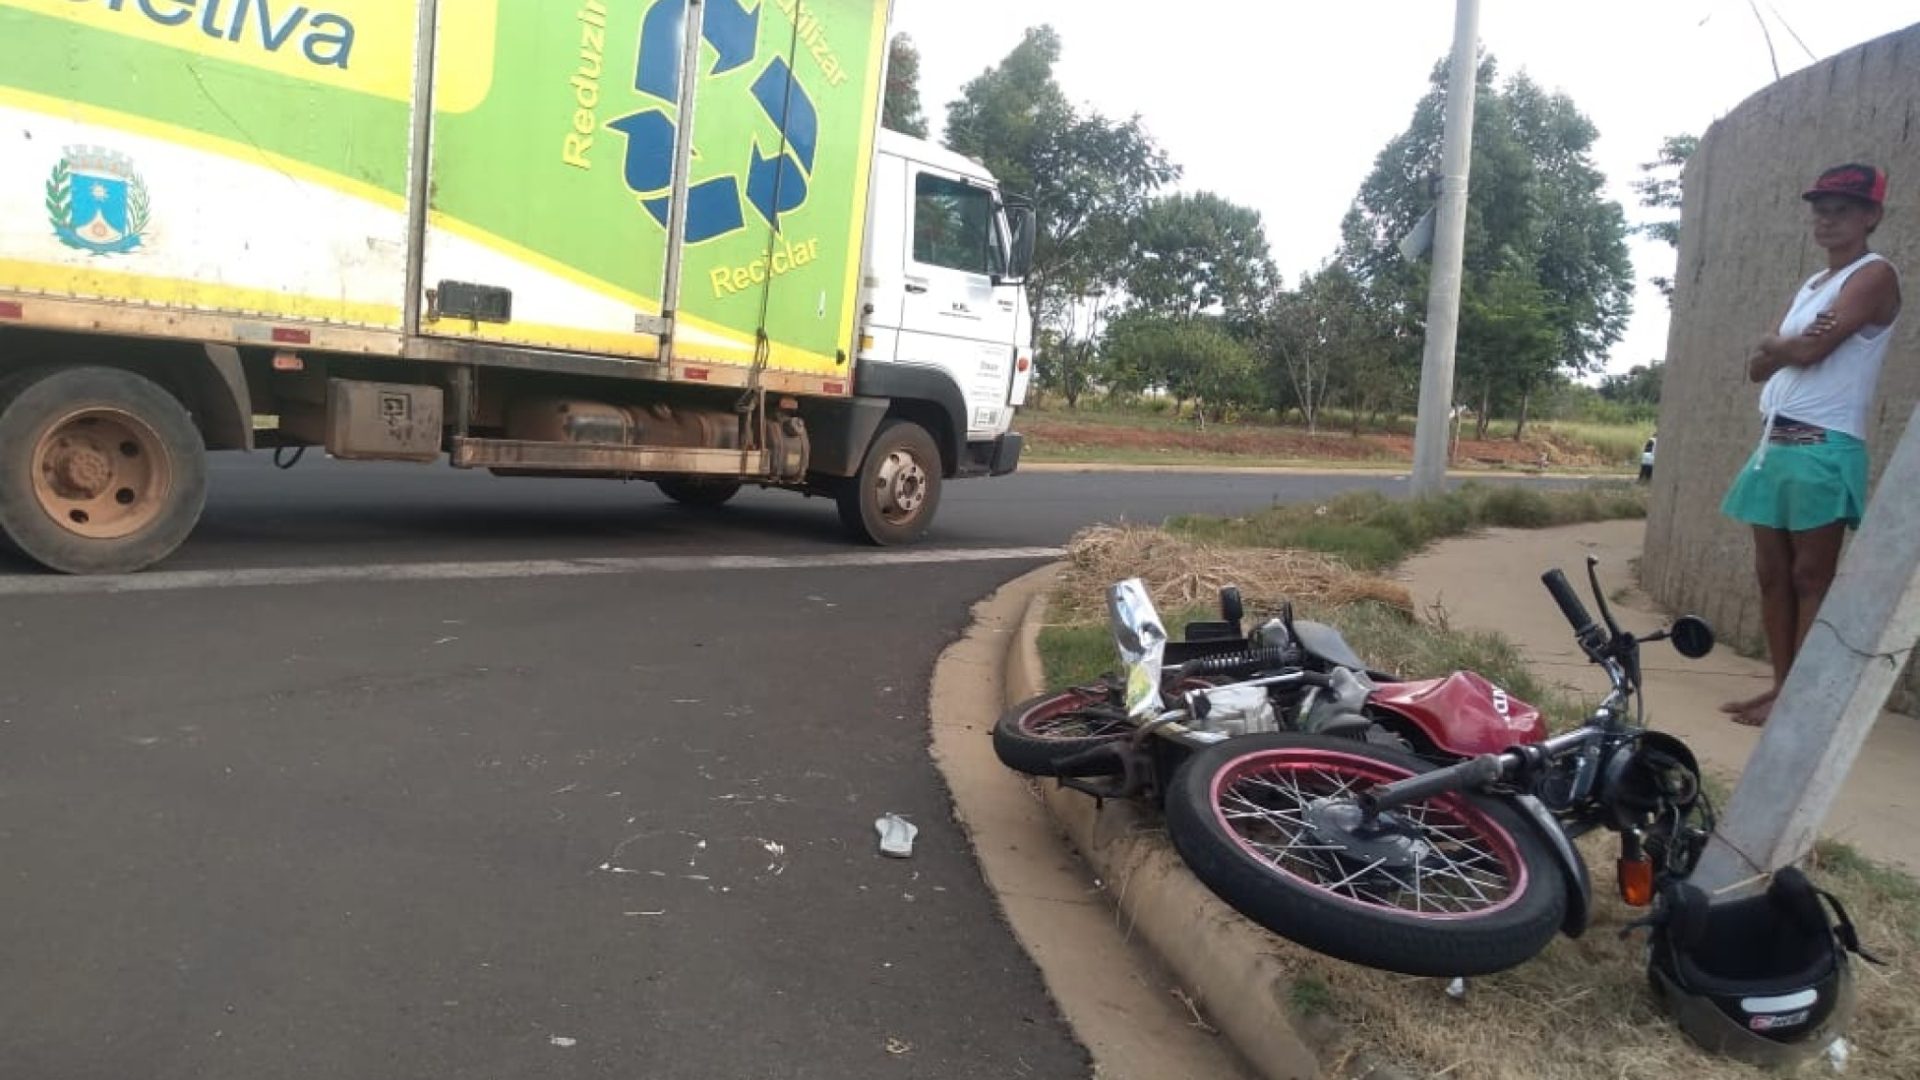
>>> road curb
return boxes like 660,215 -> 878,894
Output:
1003,589 -> 1330,1080
931,566 -> 1260,1080
1004,586 -> 1416,1080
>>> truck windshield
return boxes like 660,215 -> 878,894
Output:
913,174 -> 1002,278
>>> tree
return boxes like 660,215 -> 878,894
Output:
1598,362 -> 1663,410
1501,72 -> 1633,377
944,27 -> 1179,353
1341,55 -> 1635,422
1032,289 -> 1117,409
1261,262 -> 1395,434
1633,134 -> 1698,301
1124,192 -> 1277,326
882,34 -> 929,138
1457,262 -> 1562,438
1103,313 -> 1256,424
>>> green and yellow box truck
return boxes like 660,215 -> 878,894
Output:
0,0 -> 1036,573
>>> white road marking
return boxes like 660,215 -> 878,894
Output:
0,547 -> 1068,597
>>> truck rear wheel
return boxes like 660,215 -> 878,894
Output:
837,418 -> 941,546
0,366 -> 208,574
655,477 -> 742,507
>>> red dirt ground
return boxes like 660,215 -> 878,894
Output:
1023,417 -> 1613,469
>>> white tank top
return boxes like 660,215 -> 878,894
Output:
1758,252 -> 1900,439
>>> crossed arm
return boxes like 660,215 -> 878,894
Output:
1748,261 -> 1903,383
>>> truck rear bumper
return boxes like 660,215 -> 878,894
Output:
959,433 -> 1023,478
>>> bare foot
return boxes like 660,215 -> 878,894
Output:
1732,700 -> 1773,728
1720,688 -> 1776,715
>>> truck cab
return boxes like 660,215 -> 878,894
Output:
856,131 -> 1035,482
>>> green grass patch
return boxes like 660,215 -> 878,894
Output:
1537,419 -> 1655,466
1288,975 -> 1337,1019
1039,604 -> 1216,689
1037,622 -> 1122,690
1167,483 -> 1648,570
1812,838 -> 1920,948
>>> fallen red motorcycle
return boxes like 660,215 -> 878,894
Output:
994,559 -> 1718,976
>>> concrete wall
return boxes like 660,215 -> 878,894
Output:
1642,23 -> 1920,703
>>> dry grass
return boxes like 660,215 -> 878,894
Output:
1291,830 -> 1917,1080
1054,523 -> 1413,622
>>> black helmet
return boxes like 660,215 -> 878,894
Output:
1644,867 -> 1876,1067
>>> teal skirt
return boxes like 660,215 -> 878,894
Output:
1721,431 -> 1869,532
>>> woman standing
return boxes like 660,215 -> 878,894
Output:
1720,164 -> 1902,727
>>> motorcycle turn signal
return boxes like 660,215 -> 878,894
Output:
1618,856 -> 1656,907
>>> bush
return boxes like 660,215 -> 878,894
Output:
1476,486 -> 1556,529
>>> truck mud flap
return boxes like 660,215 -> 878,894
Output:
798,396 -> 888,478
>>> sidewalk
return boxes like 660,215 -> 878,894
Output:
1400,519 -> 1920,875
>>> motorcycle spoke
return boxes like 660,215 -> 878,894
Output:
1324,857 -> 1391,899
1220,788 -> 1310,825
1420,844 -> 1504,905
1212,754 -> 1523,918
1233,774 -> 1322,813
1029,706 -> 1128,739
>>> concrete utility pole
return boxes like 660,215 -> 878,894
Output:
1695,405 -> 1920,892
1409,0 -> 1481,496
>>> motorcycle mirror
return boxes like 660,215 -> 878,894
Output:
1219,586 -> 1244,629
1668,616 -> 1715,659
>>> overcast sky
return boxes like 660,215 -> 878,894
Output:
891,1 -> 1916,378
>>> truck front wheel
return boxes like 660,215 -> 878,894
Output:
0,366 -> 208,574
837,419 -> 941,546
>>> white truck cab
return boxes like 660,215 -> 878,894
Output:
856,131 -> 1036,480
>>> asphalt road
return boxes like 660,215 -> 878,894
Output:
0,454 -> 1564,575
0,458 -> 1591,1078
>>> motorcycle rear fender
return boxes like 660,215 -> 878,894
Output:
1511,794 -> 1591,938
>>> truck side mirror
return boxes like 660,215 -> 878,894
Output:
999,205 -> 1036,285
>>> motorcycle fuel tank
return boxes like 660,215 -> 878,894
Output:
1368,671 -> 1547,757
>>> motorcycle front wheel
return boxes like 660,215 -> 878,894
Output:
1165,732 -> 1568,977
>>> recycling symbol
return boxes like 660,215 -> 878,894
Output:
609,0 -> 816,244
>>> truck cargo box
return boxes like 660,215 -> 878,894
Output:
0,0 -> 887,384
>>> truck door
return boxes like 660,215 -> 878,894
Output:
896,167 -> 1020,438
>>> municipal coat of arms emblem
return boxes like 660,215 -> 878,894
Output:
46,146 -> 151,256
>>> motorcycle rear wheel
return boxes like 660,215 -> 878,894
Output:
992,685 -> 1135,777
1165,732 -> 1567,977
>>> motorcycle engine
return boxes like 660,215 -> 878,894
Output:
1184,684 -> 1281,738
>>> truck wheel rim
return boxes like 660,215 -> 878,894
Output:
30,407 -> 173,541
874,448 -> 928,523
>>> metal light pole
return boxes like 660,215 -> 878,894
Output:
1410,0 -> 1481,495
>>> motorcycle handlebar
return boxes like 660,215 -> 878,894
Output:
1541,569 -> 1601,647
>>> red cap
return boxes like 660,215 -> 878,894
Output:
1802,164 -> 1887,206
